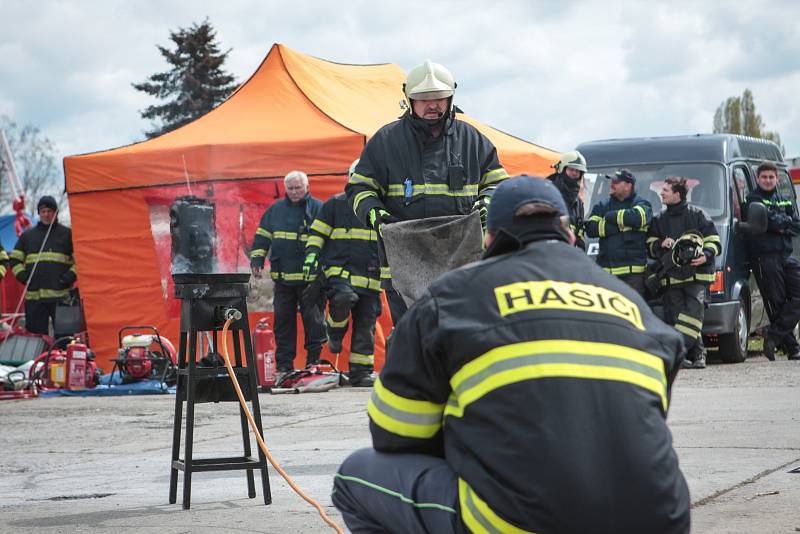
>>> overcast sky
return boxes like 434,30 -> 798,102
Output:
2,0 -> 799,180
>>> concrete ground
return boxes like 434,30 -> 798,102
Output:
0,354 -> 798,533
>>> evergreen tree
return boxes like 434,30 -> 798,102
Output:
713,89 -> 783,152
133,19 -> 238,138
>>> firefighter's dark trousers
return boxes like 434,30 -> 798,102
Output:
332,448 -> 461,534
326,282 -> 380,377
619,273 -> 646,296
273,282 -> 325,372
385,288 -> 408,325
663,283 -> 705,362
754,254 -> 800,353
24,299 -> 58,336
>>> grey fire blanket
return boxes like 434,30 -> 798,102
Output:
381,212 -> 483,307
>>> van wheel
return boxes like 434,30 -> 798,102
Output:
718,297 -> 749,363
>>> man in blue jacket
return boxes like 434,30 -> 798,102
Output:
586,169 -> 653,295
251,171 -> 325,377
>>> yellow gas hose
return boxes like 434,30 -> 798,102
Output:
221,318 -> 344,534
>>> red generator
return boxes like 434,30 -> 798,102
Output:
253,318 -> 277,389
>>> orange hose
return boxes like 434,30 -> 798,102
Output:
221,318 -> 344,534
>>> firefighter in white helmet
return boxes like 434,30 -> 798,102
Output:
345,60 -> 509,325
547,151 -> 588,250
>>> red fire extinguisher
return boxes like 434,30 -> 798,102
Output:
253,318 -> 277,389
65,342 -> 88,390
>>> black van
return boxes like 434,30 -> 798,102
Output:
577,134 -> 797,363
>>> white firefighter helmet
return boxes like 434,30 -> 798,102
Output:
348,158 -> 359,179
556,151 -> 588,174
403,60 -> 456,101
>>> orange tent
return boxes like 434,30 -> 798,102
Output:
63,43 -> 559,371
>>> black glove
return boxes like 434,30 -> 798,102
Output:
60,270 -> 77,288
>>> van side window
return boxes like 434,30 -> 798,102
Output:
732,166 -> 749,220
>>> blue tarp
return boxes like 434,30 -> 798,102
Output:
0,214 -> 35,251
39,371 -> 175,397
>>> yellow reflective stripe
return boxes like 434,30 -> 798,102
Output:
272,231 -> 308,241
664,273 -> 715,285
330,228 -> 378,241
367,376 -> 444,439
256,227 -> 271,239
69,264 -> 77,273
599,218 -> 606,237
675,324 -> 701,339
25,252 -> 72,264
10,249 -> 24,261
270,272 -> 309,281
350,275 -> 382,291
616,209 -> 626,230
25,288 -> 71,301
0,266 -> 6,277
480,167 -> 509,186
353,190 -> 380,213
380,266 -> 392,279
325,266 -> 349,278
349,173 -> 385,194
386,183 -> 480,197
447,339 -> 668,417
310,219 -> 333,236
326,314 -> 349,328
459,478 -> 534,534
634,205 -> 647,228
677,313 -> 703,329
602,265 -> 647,275
349,352 -> 374,365
307,235 -> 326,249
12,264 -> 25,275
0,250 -> 8,261
250,249 -> 267,259
646,237 -> 659,244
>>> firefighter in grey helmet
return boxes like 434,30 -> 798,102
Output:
547,151 -> 588,250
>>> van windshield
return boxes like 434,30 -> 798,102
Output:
586,163 -> 727,223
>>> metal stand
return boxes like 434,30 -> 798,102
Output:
168,273 -> 271,509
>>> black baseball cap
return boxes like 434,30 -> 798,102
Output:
487,175 -> 567,232
605,169 -> 636,184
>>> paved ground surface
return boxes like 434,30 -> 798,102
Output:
0,353 -> 799,533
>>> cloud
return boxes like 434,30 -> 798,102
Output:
1,0 -> 799,180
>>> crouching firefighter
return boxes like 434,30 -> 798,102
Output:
304,165 -> 381,387
332,176 -> 690,534
647,177 -> 720,369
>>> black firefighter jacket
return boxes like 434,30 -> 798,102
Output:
368,238 -> 690,534
345,111 -> 508,226
547,171 -> 586,249
646,201 -> 721,287
250,193 -> 323,286
586,192 -> 653,275
305,193 -> 381,294
745,187 -> 798,258
10,222 -> 76,301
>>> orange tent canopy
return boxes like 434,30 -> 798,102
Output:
63,43 -> 560,370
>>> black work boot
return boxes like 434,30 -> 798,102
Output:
305,348 -> 321,368
348,364 -> 375,387
763,335 -> 776,361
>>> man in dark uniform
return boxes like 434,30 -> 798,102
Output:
303,162 -> 381,387
547,150 -> 587,249
647,177 -> 721,369
250,171 -> 325,378
333,176 -> 690,534
586,168 -> 653,295
745,162 -> 800,361
10,195 -> 76,335
345,60 -> 508,324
